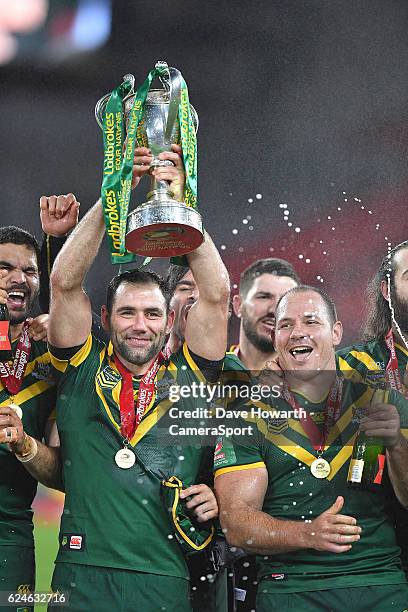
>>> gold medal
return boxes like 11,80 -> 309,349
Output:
115,447 -> 136,469
310,458 -> 331,479
9,403 -> 22,420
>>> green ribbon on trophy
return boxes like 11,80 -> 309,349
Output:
98,62 -> 200,265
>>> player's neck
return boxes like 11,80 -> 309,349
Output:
115,351 -> 159,377
238,330 -> 274,372
10,322 -> 24,342
167,331 -> 182,354
288,369 -> 337,403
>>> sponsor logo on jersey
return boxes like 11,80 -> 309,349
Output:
70,535 -> 82,549
31,361 -> 54,383
156,378 -> 174,401
97,365 -> 121,389
214,440 -> 226,462
364,371 -> 386,387
266,416 -> 288,434
269,573 -> 286,580
60,532 -> 86,552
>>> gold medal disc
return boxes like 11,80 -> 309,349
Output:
115,448 -> 136,469
310,458 -> 331,479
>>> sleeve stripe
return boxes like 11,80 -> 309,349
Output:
182,343 -> 206,383
349,351 -> 380,371
214,461 -> 266,478
49,334 -> 93,371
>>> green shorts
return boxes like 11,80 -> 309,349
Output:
256,583 -> 408,612
0,546 -> 35,612
49,563 -> 192,612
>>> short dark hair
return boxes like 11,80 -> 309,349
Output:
165,264 -> 190,297
239,258 -> 300,298
106,269 -> 171,314
0,226 -> 40,264
363,241 -> 408,341
275,284 -> 338,325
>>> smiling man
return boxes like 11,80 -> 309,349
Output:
0,226 -> 60,609
215,285 -> 408,612
46,149 -> 229,612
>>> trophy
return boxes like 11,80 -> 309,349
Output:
95,61 -> 203,259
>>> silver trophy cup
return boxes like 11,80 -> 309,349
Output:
95,61 -> 203,258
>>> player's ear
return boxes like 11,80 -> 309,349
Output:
232,294 -> 242,318
166,309 -> 175,335
380,279 -> 390,302
332,320 -> 343,347
101,305 -> 110,332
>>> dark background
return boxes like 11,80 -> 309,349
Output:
1,0 -> 407,345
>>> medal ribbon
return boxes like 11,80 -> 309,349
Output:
113,344 -> 171,440
281,377 -> 343,452
0,321 -> 31,395
100,67 -> 198,265
384,328 -> 403,392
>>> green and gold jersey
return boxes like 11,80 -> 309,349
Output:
337,337 -> 408,394
0,338 -> 56,547
214,379 -> 408,593
50,335 -> 217,579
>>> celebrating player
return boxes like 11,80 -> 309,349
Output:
46,149 -> 229,611
215,285 -> 408,611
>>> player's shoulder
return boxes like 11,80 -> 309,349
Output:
336,338 -> 385,377
337,338 -> 381,359
224,351 -> 246,372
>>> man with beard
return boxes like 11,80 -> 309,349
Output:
337,241 -> 408,574
231,258 -> 300,371
215,285 -> 408,612
0,221 -> 78,610
46,149 -> 229,611
337,241 -> 408,392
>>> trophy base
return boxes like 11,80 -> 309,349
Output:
126,200 -> 204,257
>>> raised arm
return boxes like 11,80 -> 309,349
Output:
184,232 -> 230,361
48,196 -> 104,348
39,193 -> 80,313
215,468 -> 361,554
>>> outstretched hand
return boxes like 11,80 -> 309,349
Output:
40,193 -> 80,237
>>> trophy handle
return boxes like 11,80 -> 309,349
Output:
94,74 -> 136,129
165,67 -> 182,146
94,93 -> 111,129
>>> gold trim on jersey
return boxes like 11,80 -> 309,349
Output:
395,342 -> 408,358
0,380 -> 53,407
182,343 -> 206,383
346,351 -> 380,371
337,356 -> 365,382
214,461 -> 266,478
49,334 -> 93,372
326,432 -> 357,481
163,475 -> 215,550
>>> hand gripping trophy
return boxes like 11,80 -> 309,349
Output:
95,61 -> 203,262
